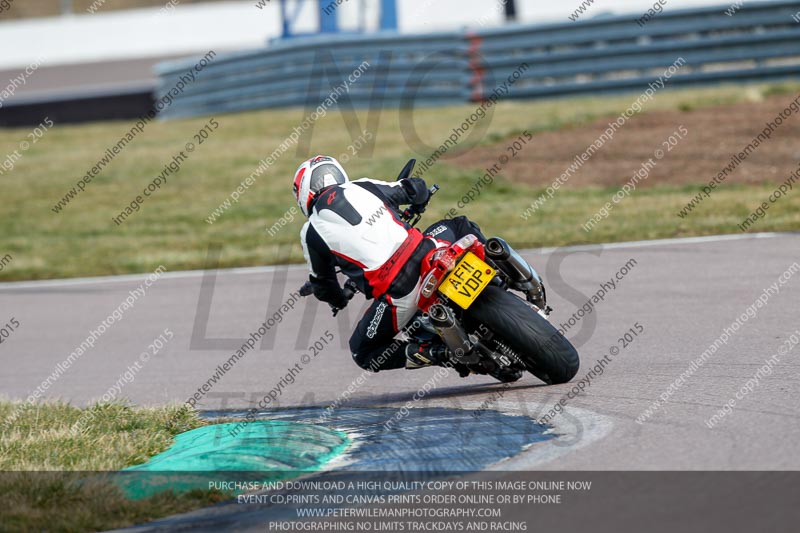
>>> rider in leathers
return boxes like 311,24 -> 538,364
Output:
294,155 -> 519,380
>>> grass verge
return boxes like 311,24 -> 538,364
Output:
0,401 -> 230,532
1,82 -> 798,281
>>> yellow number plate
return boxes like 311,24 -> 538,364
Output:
439,252 -> 495,309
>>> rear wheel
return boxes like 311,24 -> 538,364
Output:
466,285 -> 579,384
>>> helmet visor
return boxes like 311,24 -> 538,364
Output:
310,163 -> 347,191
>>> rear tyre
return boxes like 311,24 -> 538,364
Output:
466,285 -> 579,384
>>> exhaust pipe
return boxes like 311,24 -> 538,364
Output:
485,237 -> 546,309
428,304 -> 478,364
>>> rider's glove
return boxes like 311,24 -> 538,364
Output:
401,177 -> 430,211
331,294 -> 350,310
308,275 -> 350,309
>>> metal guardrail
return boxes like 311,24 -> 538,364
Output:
155,0 -> 800,119
472,0 -> 800,100
155,32 -> 469,119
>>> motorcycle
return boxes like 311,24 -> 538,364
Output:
300,160 -> 579,385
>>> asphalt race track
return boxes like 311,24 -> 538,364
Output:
2,232 -> 799,472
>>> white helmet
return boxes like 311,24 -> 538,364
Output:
292,155 -> 349,216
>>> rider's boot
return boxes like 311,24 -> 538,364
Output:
405,342 -> 448,369
405,342 -> 470,377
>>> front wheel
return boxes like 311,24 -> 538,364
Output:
466,285 -> 579,384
